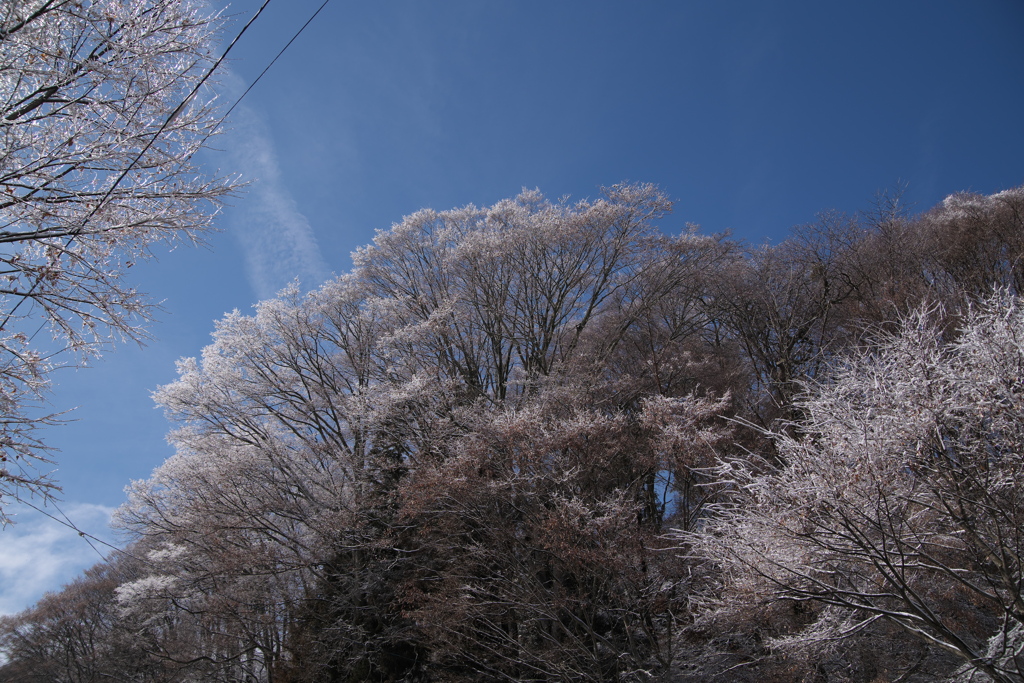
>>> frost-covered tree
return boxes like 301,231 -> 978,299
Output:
353,183 -> 679,402
706,209 -> 908,436
401,388 -> 731,681
683,292 -> 1024,682
0,0 -> 233,517
115,278 -> 395,679
920,188 -> 1024,299
0,555 -> 157,683
113,184 -> 741,680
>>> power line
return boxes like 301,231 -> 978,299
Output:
220,0 -> 333,125
14,495 -> 127,562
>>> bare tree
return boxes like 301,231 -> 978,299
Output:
0,0 -> 234,517
354,183 -> 675,403
401,388 -> 730,682
919,187 -> 1024,301
683,292 -> 1024,682
0,554 -> 160,683
706,212 -> 867,430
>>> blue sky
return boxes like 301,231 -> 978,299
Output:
2,0 -> 1022,614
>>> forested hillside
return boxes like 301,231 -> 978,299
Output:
2,183 -> 1023,682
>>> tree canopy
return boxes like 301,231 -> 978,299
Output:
2,181 -> 1023,682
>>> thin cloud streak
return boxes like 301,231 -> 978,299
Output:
219,71 -> 330,301
0,502 -> 115,615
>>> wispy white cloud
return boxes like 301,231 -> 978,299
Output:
218,72 -> 330,301
0,502 -> 115,616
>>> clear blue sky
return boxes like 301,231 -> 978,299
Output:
2,0 -> 1022,614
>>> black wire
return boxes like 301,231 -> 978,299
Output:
13,495 -> 146,565
219,0 -> 333,125
52,498 -> 106,560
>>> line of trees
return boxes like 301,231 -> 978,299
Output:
1,182 -> 1022,682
